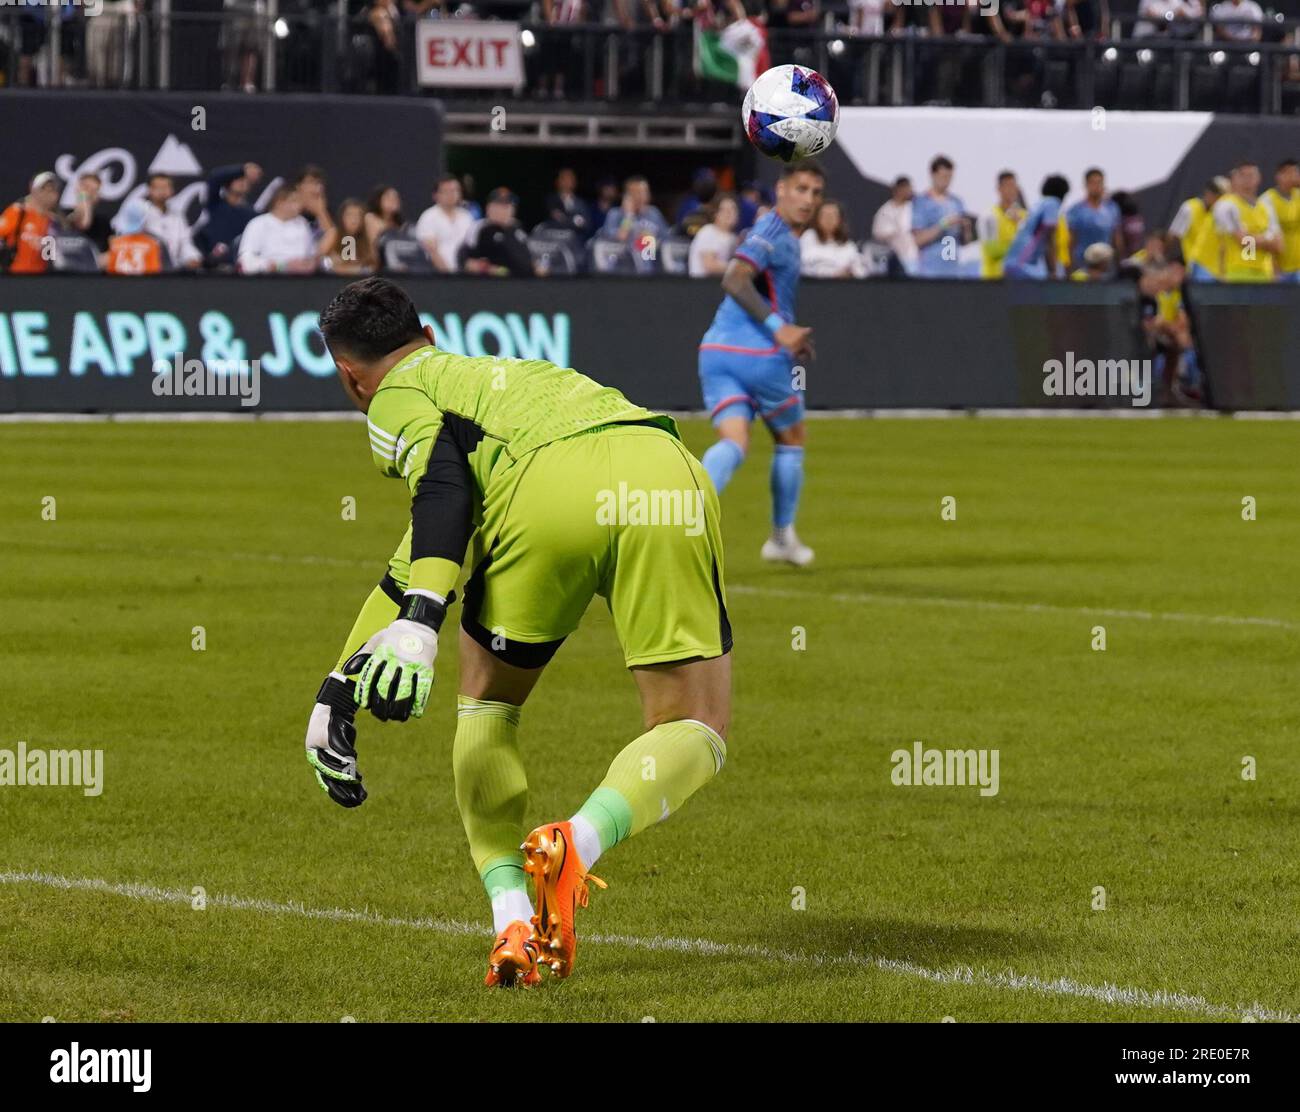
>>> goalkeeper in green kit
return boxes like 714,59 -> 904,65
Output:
306,278 -> 732,987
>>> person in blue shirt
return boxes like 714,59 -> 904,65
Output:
697,161 -> 822,566
910,155 -> 971,278
196,161 -> 263,268
1065,168 -> 1122,271
1004,174 -> 1071,280
599,175 -> 669,247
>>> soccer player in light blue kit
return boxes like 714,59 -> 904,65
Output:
697,160 -> 822,566
1003,174 -> 1071,280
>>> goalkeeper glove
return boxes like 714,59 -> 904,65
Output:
305,660 -> 367,808
355,593 -> 445,723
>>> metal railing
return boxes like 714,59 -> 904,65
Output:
3,6 -> 1300,114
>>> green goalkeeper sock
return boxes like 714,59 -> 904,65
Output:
573,719 -> 727,864
453,696 -> 532,931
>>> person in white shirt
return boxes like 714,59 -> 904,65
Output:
1211,0 -> 1263,41
688,194 -> 739,277
800,200 -> 867,279
871,175 -> 917,275
137,173 -> 201,269
238,186 -> 319,274
1134,0 -> 1202,37
415,175 -> 476,273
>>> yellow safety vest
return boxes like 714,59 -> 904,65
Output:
981,204 -> 1024,279
1262,186 -> 1300,274
1221,194 -> 1275,282
1181,198 -> 1222,278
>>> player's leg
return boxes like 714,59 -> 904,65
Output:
453,442 -> 604,985
752,357 -> 814,566
698,347 -> 755,494
522,426 -> 732,977
455,628 -> 551,987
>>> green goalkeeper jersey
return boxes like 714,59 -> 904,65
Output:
364,344 -> 677,599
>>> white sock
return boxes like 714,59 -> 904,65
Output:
771,524 -> 794,544
569,814 -> 604,869
490,887 -> 533,934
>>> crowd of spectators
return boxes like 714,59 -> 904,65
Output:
3,153 -> 1297,312
6,0 -> 1300,107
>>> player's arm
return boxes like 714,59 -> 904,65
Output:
351,386 -> 479,723
720,256 -> 814,360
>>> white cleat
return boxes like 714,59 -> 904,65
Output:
761,528 -> 815,567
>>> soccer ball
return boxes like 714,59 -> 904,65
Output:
742,65 -> 839,163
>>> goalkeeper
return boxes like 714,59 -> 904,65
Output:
307,278 -> 732,987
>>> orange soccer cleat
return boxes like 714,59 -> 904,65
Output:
484,919 -> 541,988
521,821 -> 607,979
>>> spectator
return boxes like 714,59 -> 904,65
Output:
1062,0 -> 1108,39
539,0 -> 587,99
1003,173 -> 1070,279
1135,0 -> 1203,38
416,174 -> 476,272
543,168 -> 596,239
1170,176 -> 1228,282
1211,0 -> 1263,42
328,198 -> 377,274
1213,160 -> 1280,282
104,199 -> 166,276
0,171 -> 62,274
688,194 -> 739,277
911,155 -> 970,277
137,174 -> 202,270
366,1 -> 404,94
196,161 -> 263,268
238,186 -> 319,274
463,188 -> 536,277
65,172 -> 114,253
295,165 -> 337,256
364,184 -> 405,244
801,199 -> 866,278
1111,190 -> 1147,257
1071,242 -> 1115,281
1262,158 -> 1300,283
1064,168 -> 1122,270
601,175 -> 669,246
978,171 -> 1026,279
872,174 -> 917,275
593,177 -> 621,229
1121,228 -> 1170,270
737,181 -> 768,230
677,167 -> 719,230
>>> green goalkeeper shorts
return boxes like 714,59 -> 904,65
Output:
389,422 -> 732,669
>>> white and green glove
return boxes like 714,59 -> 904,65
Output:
355,594 -> 445,722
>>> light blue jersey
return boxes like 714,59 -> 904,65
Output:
1065,198 -> 1120,268
1004,197 -> 1063,279
700,211 -> 801,354
911,190 -> 966,277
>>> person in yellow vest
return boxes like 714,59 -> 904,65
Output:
1261,158 -> 1300,283
1169,175 -> 1229,283
978,170 -> 1026,278
1213,160 -> 1281,283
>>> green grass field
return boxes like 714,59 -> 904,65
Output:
2,415 -> 1297,1022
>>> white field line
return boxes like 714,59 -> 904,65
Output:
728,584 -> 1300,633
10,537 -> 1296,634
0,870 -> 1291,1022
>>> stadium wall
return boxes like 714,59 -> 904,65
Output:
3,276 -> 1297,412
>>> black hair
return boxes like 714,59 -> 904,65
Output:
930,155 -> 954,174
1041,174 -> 1070,201
319,277 -> 425,363
1278,158 -> 1299,171
782,159 -> 826,182
1084,167 -> 1104,181
997,170 -> 1016,184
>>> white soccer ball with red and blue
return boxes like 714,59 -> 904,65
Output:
742,65 -> 839,163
